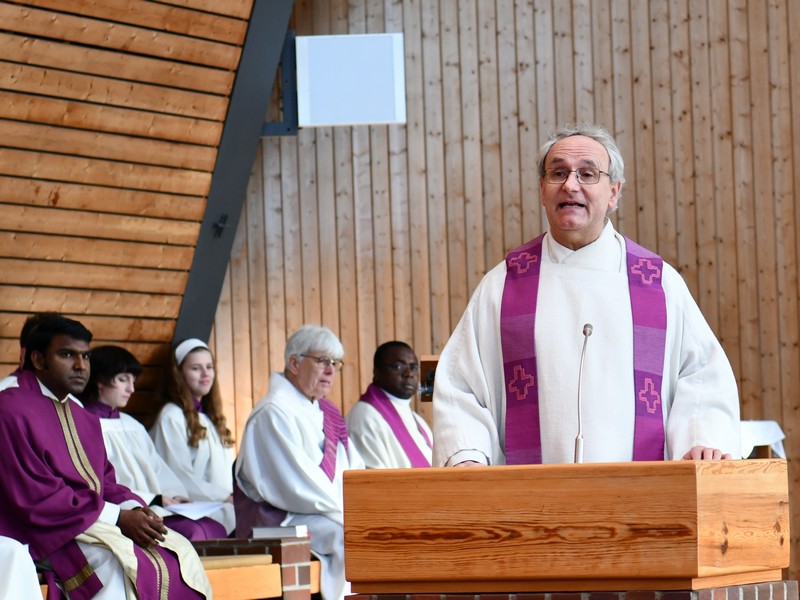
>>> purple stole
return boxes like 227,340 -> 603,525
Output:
318,398 -> 349,480
359,384 -> 432,467
501,233 -> 667,463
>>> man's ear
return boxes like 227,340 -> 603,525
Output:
30,349 -> 46,371
286,355 -> 300,375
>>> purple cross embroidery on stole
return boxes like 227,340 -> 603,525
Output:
501,234 -> 544,464
359,384 -> 431,467
501,234 -> 667,463
626,238 -> 667,461
317,398 -> 349,481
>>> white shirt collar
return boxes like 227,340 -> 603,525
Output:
36,377 -> 83,407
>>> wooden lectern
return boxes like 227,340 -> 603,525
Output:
344,459 -> 789,593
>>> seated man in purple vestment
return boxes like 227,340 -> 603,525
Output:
347,341 -> 433,468
433,122 -> 741,468
0,314 -> 211,599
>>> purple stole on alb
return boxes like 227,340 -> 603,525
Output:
318,398 -> 350,480
501,233 -> 667,463
359,384 -> 432,468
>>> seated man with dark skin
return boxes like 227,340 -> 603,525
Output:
0,314 -> 210,599
347,341 -> 433,468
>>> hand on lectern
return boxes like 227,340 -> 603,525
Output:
453,460 -> 483,467
681,445 -> 733,460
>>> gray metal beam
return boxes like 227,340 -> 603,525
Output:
174,0 -> 295,343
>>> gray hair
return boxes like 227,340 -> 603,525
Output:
284,325 -> 344,367
535,122 -> 626,185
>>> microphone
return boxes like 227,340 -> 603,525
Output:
574,323 -> 593,464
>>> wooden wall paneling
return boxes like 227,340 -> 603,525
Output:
0,286 -> 182,318
591,0 -> 614,134
497,0 -> 522,253
0,3 -> 243,69
245,144 -> 270,405
382,0 -> 410,350
0,62 -> 229,120
228,202 -> 253,444
440,0 -> 468,333
707,1 -> 741,380
349,1 -> 377,405
12,0 -> 249,44
630,1 -> 656,248
3,204 -> 200,245
298,131 -> 323,327
367,0 -> 395,348
516,0 -> 541,244
459,0 -> 487,293
0,92 -> 223,146
280,138 -> 305,335
609,0 -> 635,235
767,0 -> 799,425
333,125 -> 358,408
403,0 -> 433,357
421,0 -> 449,352
263,137 -> 289,384
533,0 -> 557,172
648,1 -> 678,263
667,0 -> 698,293
0,149 -> 212,196
0,177 -> 206,221
0,33 -> 234,95
785,0 -> 800,481
352,118 -> 377,409
477,1 -> 503,266
551,2 -> 575,124
572,0 -> 594,122
688,2 -> 719,330
728,0 -> 760,417
155,0 -> 252,20
0,259 -> 187,294
0,313 -> 173,343
747,0 -> 780,418
0,233 -> 193,271
0,121 -> 216,171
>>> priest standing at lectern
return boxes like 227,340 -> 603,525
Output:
432,123 -> 741,467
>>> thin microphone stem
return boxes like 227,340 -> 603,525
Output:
575,323 -> 593,464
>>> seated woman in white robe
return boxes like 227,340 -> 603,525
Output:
0,536 -> 41,598
150,339 -> 236,534
81,345 -> 229,540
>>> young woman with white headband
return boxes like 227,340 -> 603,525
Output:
150,338 -> 236,534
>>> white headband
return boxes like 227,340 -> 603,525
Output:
175,338 -> 210,366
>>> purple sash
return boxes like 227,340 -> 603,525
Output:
501,233 -> 666,463
318,398 -> 349,481
359,384 -> 432,467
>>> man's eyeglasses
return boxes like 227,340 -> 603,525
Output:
543,167 -> 610,185
299,354 -> 344,371
382,362 -> 420,374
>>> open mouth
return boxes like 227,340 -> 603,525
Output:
558,201 -> 586,209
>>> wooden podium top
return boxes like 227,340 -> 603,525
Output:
344,459 -> 789,593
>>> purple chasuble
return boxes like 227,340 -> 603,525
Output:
359,384 -> 431,467
0,370 -> 204,599
318,398 -> 349,481
501,233 -> 667,463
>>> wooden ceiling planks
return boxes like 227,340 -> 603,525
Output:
0,0 -> 255,416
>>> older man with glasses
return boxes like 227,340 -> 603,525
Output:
433,122 -> 740,469
234,324 -> 364,600
347,341 -> 433,469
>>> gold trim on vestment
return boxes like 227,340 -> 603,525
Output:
62,562 -> 96,593
144,545 -> 171,600
52,399 -> 101,493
